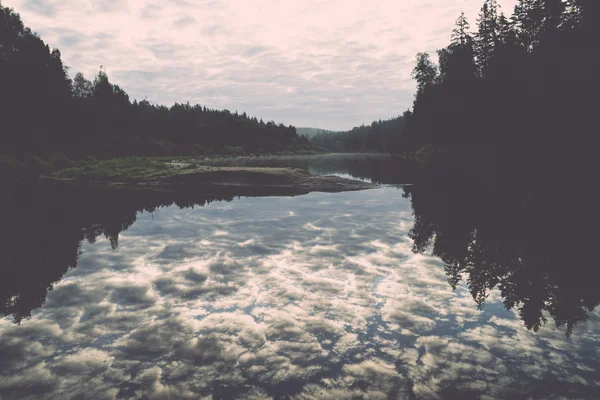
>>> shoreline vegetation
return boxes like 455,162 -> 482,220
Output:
44,156 -> 376,195
1,148 -> 326,185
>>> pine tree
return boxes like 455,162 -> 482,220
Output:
513,0 -> 565,51
475,0 -> 500,75
497,13 -> 517,47
451,12 -> 472,48
72,72 -> 93,99
411,52 -> 438,94
440,13 -> 477,84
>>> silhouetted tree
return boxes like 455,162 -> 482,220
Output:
0,3 -> 315,175
475,0 -> 500,74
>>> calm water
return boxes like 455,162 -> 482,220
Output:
189,153 -> 419,184
1,154 -> 599,399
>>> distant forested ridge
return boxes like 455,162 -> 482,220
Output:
0,4 -> 314,173
309,115 -> 409,153
405,0 -> 598,180
296,128 -> 342,138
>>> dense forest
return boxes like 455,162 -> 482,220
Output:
405,0 -> 597,180
311,0 -> 597,173
398,0 -> 599,336
2,0 -> 597,181
309,115 -> 409,153
0,4 -> 314,181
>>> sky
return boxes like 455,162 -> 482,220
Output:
4,0 -> 517,130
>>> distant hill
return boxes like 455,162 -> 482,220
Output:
309,116 -> 409,153
297,127 -> 341,138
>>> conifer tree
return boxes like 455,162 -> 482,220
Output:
475,0 -> 501,75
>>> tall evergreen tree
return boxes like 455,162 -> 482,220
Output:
513,0 -> 566,51
72,72 -> 93,99
475,0 -> 501,75
439,13 -> 477,84
0,4 -> 72,154
412,52 -> 438,94
451,12 -> 472,47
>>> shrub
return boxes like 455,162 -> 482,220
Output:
0,155 -> 26,182
48,153 -> 77,171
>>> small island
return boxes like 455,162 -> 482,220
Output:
48,157 -> 376,195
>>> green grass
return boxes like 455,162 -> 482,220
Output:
53,157 -> 179,181
3,143 -> 325,185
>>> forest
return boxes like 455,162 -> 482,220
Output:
405,0 -> 597,180
2,0 -> 597,183
0,4 -> 315,182
309,115 -> 410,153
310,0 -> 596,181
397,0 -> 598,337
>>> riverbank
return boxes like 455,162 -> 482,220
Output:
0,143 -> 326,183
46,157 -> 376,195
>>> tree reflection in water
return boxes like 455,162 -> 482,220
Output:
1,176 -> 597,337
403,182 -> 597,336
0,182 -> 264,324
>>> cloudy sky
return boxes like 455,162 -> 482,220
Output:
5,0 -> 516,130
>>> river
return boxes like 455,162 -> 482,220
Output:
1,154 -> 598,399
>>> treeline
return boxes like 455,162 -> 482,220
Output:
405,0 -> 598,180
0,5 -> 313,167
296,127 -> 340,138
310,115 -> 409,153
317,1 -> 598,168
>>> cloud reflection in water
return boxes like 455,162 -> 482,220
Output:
0,188 -> 599,399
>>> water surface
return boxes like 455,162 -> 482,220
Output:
1,155 -> 598,399
192,153 -> 418,184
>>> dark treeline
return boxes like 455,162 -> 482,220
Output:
296,127 -> 340,138
0,4 -> 313,174
309,115 -> 409,153
314,0 -> 598,173
400,1 -> 599,334
406,0 -> 597,181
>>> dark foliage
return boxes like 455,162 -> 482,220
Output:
406,0 -> 598,182
309,115 -> 410,153
400,0 -> 599,335
0,4 -> 312,172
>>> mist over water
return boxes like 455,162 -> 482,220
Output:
1,155 -> 598,399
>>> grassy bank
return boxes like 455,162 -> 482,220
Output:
52,157 -> 183,182
1,144 -> 325,185
39,156 -> 378,196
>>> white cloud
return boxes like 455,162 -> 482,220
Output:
4,0 -> 517,130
